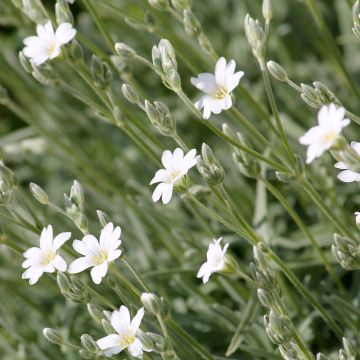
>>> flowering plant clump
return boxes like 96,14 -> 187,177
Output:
2,1 -> 360,360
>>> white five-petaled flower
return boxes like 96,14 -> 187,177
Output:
97,305 -> 145,358
191,57 -> 244,119
22,225 -> 70,285
150,148 -> 197,205
299,104 -> 350,164
68,223 -> 122,284
334,141 -> 360,182
23,20 -> 76,66
197,237 -> 229,284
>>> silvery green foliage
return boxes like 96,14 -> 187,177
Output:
1,0 -> 360,359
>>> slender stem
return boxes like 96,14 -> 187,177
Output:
121,258 -> 151,292
260,63 -> 296,168
157,315 -> 179,359
82,0 -> 114,50
292,330 -> 314,360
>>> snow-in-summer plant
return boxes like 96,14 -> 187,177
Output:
2,0 -> 360,359
68,223 -> 122,284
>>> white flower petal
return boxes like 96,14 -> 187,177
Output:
40,225 -> 53,250
68,257 -> 93,273
190,73 -> 217,94
22,266 -> 43,285
90,262 -> 108,284
128,338 -> 143,358
107,249 -> 122,262
215,57 -> 227,85
52,232 -> 71,250
72,239 -> 89,256
53,255 -> 67,272
150,169 -> 169,185
97,334 -> 123,350
161,150 -> 173,169
152,183 -> 165,203
131,307 -> 144,333
83,234 -> 100,253
334,161 -> 347,170
55,22 -> 76,45
351,141 -> 360,155
111,306 -> 131,335
161,184 -> 173,204
337,170 -> 360,183
23,247 -> 41,259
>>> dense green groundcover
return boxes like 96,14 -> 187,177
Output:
0,0 -> 360,359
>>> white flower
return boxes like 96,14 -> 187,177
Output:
67,0 -> 75,3
299,104 -> 350,164
150,148 -> 197,204
97,305 -> 145,358
23,20 -> 76,66
355,211 -> 360,225
22,225 -> 70,285
334,141 -> 360,182
68,223 -> 122,284
191,57 -> 244,119
197,237 -> 229,284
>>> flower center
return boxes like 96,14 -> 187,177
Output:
41,250 -> 56,266
121,331 -> 136,347
94,251 -> 108,265
47,43 -> 57,56
215,87 -> 228,100
168,170 -> 182,183
323,130 -> 337,143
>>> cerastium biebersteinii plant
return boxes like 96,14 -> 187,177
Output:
1,0 -> 360,359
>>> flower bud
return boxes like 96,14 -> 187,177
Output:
332,233 -> 360,270
154,101 -> 176,136
79,349 -> 93,359
122,84 -> 140,104
171,0 -> 191,10
43,328 -> 65,346
141,332 -> 167,352
57,272 -> 71,293
148,0 -> 170,10
30,182 -> 49,205
91,55 -> 112,89
87,303 -> 104,323
115,43 -> 137,60
80,334 -> 99,353
275,171 -> 295,183
22,0 -> 47,23
244,14 -> 265,60
166,70 -> 182,92
264,311 -> 293,345
68,40 -> 84,64
102,319 -> 114,334
267,61 -> 288,82
141,292 -> 162,316
18,51 -> 33,73
183,10 -> 201,37
317,354 -> 330,360
197,143 -> 224,185
341,337 -> 356,359
152,45 -> 162,70
32,65 -> 60,87
145,100 -> 160,125
262,0 -> 272,23
158,39 -> 177,74
70,180 -> 84,209
353,1 -> 360,37
55,0 -> 74,25
96,210 -> 111,227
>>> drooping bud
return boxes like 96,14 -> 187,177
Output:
264,311 -> 293,345
158,39 -> 177,74
141,292 -> 162,316
154,101 -> 176,136
32,64 -> 60,87
96,210 -> 111,228
68,40 -> 84,64
122,84 -> 140,104
29,182 -> 49,205
115,43 -> 137,60
87,303 -> 104,324
244,14 -> 265,61
267,61 -> 288,82
80,334 -> 100,353
43,328 -> 65,346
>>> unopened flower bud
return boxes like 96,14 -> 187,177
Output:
154,101 -> 176,136
145,100 -> 160,124
158,39 -> 177,74
262,0 -> 272,23
18,51 -> 33,73
55,0 -> 74,25
275,171 -> 295,183
43,328 -> 65,346
341,337 -> 356,359
79,349 -> 93,359
264,311 -> 293,345
244,14 -> 265,60
141,292 -> 162,316
70,180 -> 84,209
96,210 -> 111,228
122,84 -> 140,104
197,143 -> 224,185
91,55 -> 112,89
166,70 -> 182,91
267,61 -> 288,82
353,1 -> 360,37
32,65 -> 60,87
115,43 -> 137,60
80,334 -> 99,353
22,0 -> 47,23
30,182 -> 49,205
317,354 -> 330,360
102,319 -> 114,334
152,45 -> 162,69
87,303 -> 104,323
68,40 -> 84,64
332,233 -> 360,270
148,0 -> 170,10
183,10 -> 201,37
57,272 -> 71,293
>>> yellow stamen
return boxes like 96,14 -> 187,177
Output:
47,43 -> 57,56
215,87 -> 228,100
94,251 -> 108,265
121,331 -> 136,347
323,130 -> 337,143
41,251 -> 56,265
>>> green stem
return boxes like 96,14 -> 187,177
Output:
292,330 -> 314,360
121,258 -> 151,293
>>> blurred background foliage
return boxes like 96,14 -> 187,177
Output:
0,0 -> 360,359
